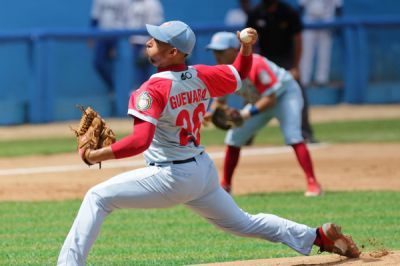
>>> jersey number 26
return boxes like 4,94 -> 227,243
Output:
176,103 -> 206,146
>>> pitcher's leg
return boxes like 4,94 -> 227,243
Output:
57,167 -> 176,266
57,188 -> 110,266
186,186 -> 316,255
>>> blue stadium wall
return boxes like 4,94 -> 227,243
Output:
0,0 -> 399,124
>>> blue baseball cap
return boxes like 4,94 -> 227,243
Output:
206,32 -> 240,51
146,21 -> 196,55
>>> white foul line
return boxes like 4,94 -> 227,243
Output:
0,143 -> 327,176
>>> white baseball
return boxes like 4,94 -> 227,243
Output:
239,29 -> 252,43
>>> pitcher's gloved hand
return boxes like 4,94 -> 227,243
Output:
70,105 -> 116,168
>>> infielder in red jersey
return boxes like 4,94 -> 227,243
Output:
204,31 -> 322,196
57,21 -> 359,265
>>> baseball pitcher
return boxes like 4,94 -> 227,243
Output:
57,21 -> 359,265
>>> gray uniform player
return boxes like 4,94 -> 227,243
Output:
57,21 -> 359,265
205,32 -> 322,196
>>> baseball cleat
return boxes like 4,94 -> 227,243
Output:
305,181 -> 323,197
316,223 -> 361,258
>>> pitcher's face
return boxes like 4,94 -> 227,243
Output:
146,38 -> 177,67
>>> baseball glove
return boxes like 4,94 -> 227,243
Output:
70,105 -> 116,167
211,106 -> 244,130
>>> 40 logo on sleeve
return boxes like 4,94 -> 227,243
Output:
136,92 -> 153,111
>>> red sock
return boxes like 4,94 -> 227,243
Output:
292,142 -> 317,184
222,145 -> 241,187
314,227 -> 322,247
313,226 -> 332,249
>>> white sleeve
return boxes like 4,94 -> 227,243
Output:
227,65 -> 242,92
91,0 -> 101,20
298,0 -> 307,6
146,0 -> 164,25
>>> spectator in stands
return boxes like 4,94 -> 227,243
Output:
224,0 -> 252,27
126,0 -> 164,86
90,0 -> 129,94
90,0 -> 164,94
299,0 -> 343,88
246,0 -> 317,143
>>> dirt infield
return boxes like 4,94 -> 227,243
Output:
0,104 -> 399,265
0,143 -> 399,201
0,104 -> 399,201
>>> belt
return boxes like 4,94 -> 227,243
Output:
149,152 -> 203,166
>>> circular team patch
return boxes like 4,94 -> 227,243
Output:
136,91 -> 153,111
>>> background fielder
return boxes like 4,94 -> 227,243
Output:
205,31 -> 322,196
57,21 -> 358,265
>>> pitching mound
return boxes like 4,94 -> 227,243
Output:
193,250 -> 399,265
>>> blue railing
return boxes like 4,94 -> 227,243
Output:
0,17 -> 399,124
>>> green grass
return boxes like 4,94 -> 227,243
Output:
1,119 -> 399,157
0,191 -> 399,265
0,138 -> 76,157
248,118 -> 400,146
1,118 -> 399,264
